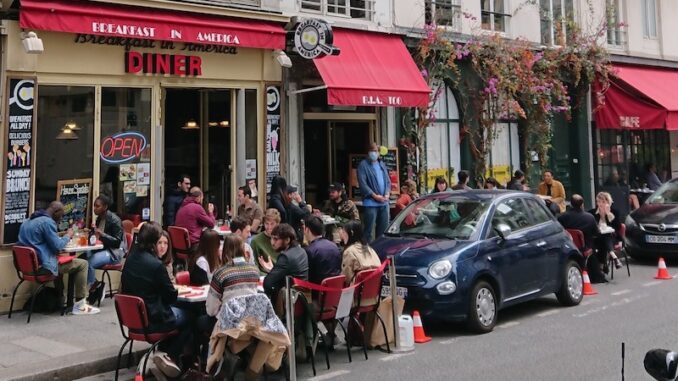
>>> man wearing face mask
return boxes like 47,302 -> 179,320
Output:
357,143 -> 391,242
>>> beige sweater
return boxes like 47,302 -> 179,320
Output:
341,243 -> 381,284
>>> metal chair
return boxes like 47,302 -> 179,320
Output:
610,223 -> 631,279
167,226 -> 191,271
98,232 -> 134,306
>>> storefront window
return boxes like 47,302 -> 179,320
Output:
35,86 -> 94,211
99,88 -> 152,222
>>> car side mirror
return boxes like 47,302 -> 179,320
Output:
494,223 -> 512,240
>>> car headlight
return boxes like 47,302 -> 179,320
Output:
625,214 -> 637,228
428,260 -> 452,279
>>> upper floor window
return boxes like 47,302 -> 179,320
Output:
425,0 -> 462,31
481,0 -> 510,33
299,0 -> 375,20
642,0 -> 658,39
606,0 -> 625,46
540,0 -> 574,45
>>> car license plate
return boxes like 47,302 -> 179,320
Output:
381,285 -> 408,298
646,235 -> 678,244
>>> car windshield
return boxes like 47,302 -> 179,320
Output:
386,195 -> 492,240
647,182 -> 678,204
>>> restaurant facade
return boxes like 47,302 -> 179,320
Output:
0,0 -> 288,312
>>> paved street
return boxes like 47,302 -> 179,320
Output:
291,259 -> 678,381
77,259 -> 678,381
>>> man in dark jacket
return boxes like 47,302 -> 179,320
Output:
286,185 -> 310,242
303,216 -> 341,284
163,174 -> 191,227
175,187 -> 215,247
508,170 -> 527,191
85,195 -> 125,302
259,223 -> 309,302
558,194 -> 604,282
451,170 -> 472,190
357,143 -> 391,242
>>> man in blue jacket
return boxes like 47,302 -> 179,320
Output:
18,201 -> 99,315
357,143 -> 391,242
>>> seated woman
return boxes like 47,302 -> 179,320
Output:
395,180 -> 418,214
157,230 -> 175,284
206,234 -> 288,380
340,220 -> 381,285
189,229 -> 222,286
431,176 -> 451,193
589,192 -> 623,273
120,221 -> 192,380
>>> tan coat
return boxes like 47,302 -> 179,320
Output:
341,243 -> 381,284
537,180 -> 566,213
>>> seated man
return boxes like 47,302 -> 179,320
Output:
237,185 -> 263,233
175,187 -> 215,247
84,194 -> 125,304
258,223 -> 309,303
229,216 -> 254,263
538,170 -> 566,215
18,201 -> 100,315
318,182 -> 359,243
251,209 -> 281,274
303,215 -> 341,285
557,195 -> 604,282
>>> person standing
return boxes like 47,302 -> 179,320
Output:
163,174 -> 191,227
303,216 -> 341,285
451,170 -> 472,190
237,185 -> 263,233
175,187 -> 216,247
537,170 -> 566,215
18,201 -> 100,315
258,224 -> 309,302
357,143 -> 391,242
85,194 -> 125,304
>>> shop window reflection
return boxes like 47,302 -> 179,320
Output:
100,88 -> 152,224
35,86 -> 94,211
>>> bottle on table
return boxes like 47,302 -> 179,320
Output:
88,223 -> 97,246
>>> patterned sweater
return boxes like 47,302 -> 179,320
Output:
206,258 -> 260,317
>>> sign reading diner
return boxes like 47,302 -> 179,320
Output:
91,22 -> 242,45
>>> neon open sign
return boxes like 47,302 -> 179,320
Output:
100,132 -> 147,164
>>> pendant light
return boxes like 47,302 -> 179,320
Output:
56,124 -> 78,140
182,119 -> 200,130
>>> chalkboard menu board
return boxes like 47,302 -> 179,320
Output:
348,148 -> 400,200
3,78 -> 36,244
56,179 -> 92,231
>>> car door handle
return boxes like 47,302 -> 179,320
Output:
536,241 -> 547,247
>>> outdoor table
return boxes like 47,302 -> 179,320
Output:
176,285 -> 210,303
630,188 -> 654,205
61,243 -> 104,254
213,226 -> 231,237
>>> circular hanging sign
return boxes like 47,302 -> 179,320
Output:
294,19 -> 338,59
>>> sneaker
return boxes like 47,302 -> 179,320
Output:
72,299 -> 100,315
153,353 -> 181,378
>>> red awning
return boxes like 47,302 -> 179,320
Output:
312,29 -> 430,108
595,65 -> 678,130
19,0 -> 286,50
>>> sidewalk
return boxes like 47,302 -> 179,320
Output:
0,297 -> 147,381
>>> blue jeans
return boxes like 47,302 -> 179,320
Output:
363,205 -> 390,242
85,250 -> 119,286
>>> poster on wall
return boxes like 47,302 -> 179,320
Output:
56,179 -> 92,232
265,85 -> 281,193
348,148 -> 400,201
3,78 -> 35,244
246,159 -> 257,180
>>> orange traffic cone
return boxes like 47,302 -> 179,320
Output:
655,257 -> 673,280
412,310 -> 431,343
582,270 -> 598,296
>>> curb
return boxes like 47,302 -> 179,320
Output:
0,345 -> 149,381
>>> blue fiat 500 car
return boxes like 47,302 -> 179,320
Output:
372,190 -> 584,333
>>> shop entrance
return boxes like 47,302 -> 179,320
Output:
303,120 -> 373,207
163,88 -> 232,218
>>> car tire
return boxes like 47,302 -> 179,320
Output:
467,280 -> 497,333
556,260 -> 583,306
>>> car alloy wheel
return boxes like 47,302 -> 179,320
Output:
476,287 -> 496,327
567,266 -> 583,301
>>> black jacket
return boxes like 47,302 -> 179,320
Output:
263,244 -> 308,300
305,238 -> 341,285
588,207 -> 622,241
163,188 -> 186,227
268,193 -> 288,223
286,202 -> 310,242
507,178 -> 524,191
558,209 -> 600,249
121,248 -> 178,331
96,210 -> 124,258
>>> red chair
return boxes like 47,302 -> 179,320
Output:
565,229 -> 593,264
122,220 -> 135,235
610,223 -> 631,279
97,232 -> 135,307
347,268 -> 390,360
113,294 -> 178,381
168,226 -> 191,270
175,271 -> 190,286
8,246 -> 64,324
307,275 -> 349,375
